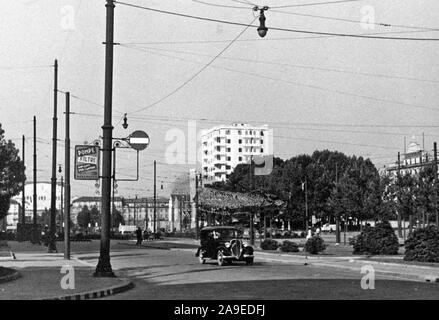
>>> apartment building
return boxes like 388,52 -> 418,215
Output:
201,123 -> 272,182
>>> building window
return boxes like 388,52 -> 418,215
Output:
216,146 -> 221,151
238,139 -> 242,144
261,139 -> 263,144
226,130 -> 230,135
239,156 -> 242,161
226,165 -> 231,170
238,148 -> 242,152
227,147 -> 231,152
261,148 -> 264,153
238,130 -> 241,135
227,156 -> 231,161
216,155 -> 221,160
261,131 -> 264,136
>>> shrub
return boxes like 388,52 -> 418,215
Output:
260,239 -> 279,250
283,230 -> 292,238
404,226 -> 439,262
280,240 -> 299,252
352,221 -> 399,255
299,231 -> 306,238
274,232 -> 283,238
304,235 -> 326,254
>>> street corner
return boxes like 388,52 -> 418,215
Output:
0,265 -> 133,300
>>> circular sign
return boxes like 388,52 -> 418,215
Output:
128,130 -> 150,151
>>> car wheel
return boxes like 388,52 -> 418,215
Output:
199,252 -> 206,264
217,250 -> 225,266
246,258 -> 254,266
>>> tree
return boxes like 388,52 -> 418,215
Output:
90,206 -> 100,226
0,123 -> 25,220
76,205 -> 91,229
112,209 -> 125,227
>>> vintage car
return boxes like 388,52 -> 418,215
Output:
195,226 -> 254,266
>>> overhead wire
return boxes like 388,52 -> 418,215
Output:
120,44 -> 439,84
114,1 -> 439,41
127,15 -> 258,115
120,44 -> 439,113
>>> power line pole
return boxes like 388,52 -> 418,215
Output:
304,178 -> 309,233
64,92 -> 71,260
335,163 -> 340,244
95,0 -> 115,277
434,142 -> 438,228
21,135 -> 25,225
153,160 -> 157,234
397,152 -> 403,238
60,175 -> 63,233
249,155 -> 255,246
32,116 -> 38,244
48,59 -> 58,253
195,172 -> 199,239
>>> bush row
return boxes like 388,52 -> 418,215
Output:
260,236 -> 326,254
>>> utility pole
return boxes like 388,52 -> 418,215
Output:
64,92 -> 71,260
48,59 -> 58,253
60,175 -> 63,233
335,163 -> 340,244
134,195 -> 138,226
249,156 -> 255,246
95,0 -> 115,277
195,172 -> 199,239
21,135 -> 26,225
434,142 -> 438,227
397,152 -> 403,238
153,160 -> 157,234
304,178 -> 309,233
32,116 -> 38,243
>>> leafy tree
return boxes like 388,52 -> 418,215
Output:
90,206 -> 100,225
0,123 -> 25,220
38,208 -> 51,226
112,208 -> 125,227
76,205 -> 91,228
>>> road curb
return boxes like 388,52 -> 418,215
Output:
43,279 -> 134,300
0,269 -> 21,284
353,259 -> 439,270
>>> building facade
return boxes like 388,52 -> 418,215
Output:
384,137 -> 436,176
71,196 -> 170,231
201,123 -> 272,182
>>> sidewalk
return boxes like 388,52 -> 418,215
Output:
0,252 -> 132,300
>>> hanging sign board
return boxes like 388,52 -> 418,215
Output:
74,145 -> 100,180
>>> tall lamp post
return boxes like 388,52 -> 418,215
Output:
95,0 -> 115,277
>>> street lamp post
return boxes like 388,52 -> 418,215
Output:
95,0 -> 115,277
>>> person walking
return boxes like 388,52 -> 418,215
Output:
136,227 -> 143,246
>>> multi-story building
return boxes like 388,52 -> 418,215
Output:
11,181 -> 63,214
71,196 -> 170,231
384,137 -> 435,176
201,123 -> 272,182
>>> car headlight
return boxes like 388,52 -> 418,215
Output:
225,242 -> 231,248
242,241 -> 248,247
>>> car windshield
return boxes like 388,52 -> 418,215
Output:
203,229 -> 237,240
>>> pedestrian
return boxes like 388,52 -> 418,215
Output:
136,227 -> 143,246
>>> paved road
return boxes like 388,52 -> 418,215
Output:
76,247 -> 439,300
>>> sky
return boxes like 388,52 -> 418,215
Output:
1,0 -> 439,199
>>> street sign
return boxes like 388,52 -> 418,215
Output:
128,130 -> 150,151
74,145 -> 100,180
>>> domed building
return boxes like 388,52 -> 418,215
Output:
385,136 -> 434,176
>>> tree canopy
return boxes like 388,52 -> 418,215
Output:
0,123 -> 25,220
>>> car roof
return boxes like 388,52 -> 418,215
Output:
201,226 -> 238,232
